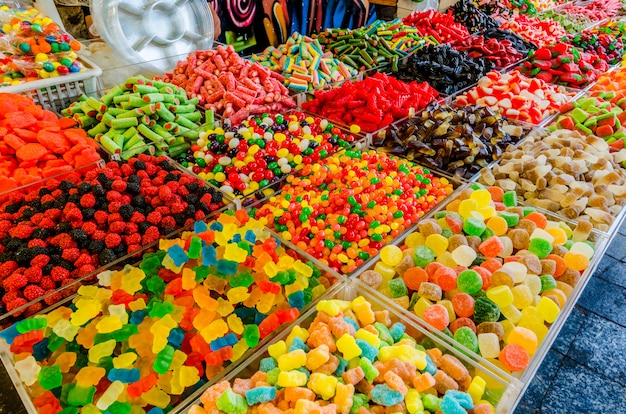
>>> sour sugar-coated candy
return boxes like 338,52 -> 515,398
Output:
253,150 -> 455,274
187,297 -> 508,413
1,211 -> 336,413
361,186 -> 597,374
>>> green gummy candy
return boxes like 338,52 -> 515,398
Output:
522,206 -> 536,216
373,322 -> 394,344
453,326 -> 479,353
387,278 -> 408,298
502,191 -> 517,207
38,365 -> 62,390
413,245 -> 435,268
107,401 -> 132,414
498,211 -> 519,227
67,384 -> 96,406
463,217 -> 487,237
540,274 -> 557,293
528,238 -> 552,259
473,296 -> 501,324
359,357 -> 379,382
422,393 -> 442,412
350,393 -> 370,414
216,389 -> 248,414
570,107 -> 588,124
266,368 -> 280,386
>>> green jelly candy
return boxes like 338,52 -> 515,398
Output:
388,279 -> 408,298
360,357 -> 379,383
16,317 -> 47,333
230,271 -> 254,288
413,245 -> 435,268
107,401 -> 132,414
463,217 -> 487,237
454,326 -> 479,353
540,274 -> 557,293
422,393 -> 442,412
188,236 -> 202,259
498,211 -> 519,227
457,269 -> 483,294
522,206 -> 536,216
266,368 -> 281,386
38,365 -> 62,390
67,384 -> 96,407
149,301 -> 174,318
373,322 -> 394,344
216,389 -> 248,414
243,324 -> 260,348
473,296 -> 501,324
350,393 -> 370,414
528,238 -> 552,259
502,191 -> 517,207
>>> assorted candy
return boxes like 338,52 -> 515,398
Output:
498,15 -> 568,47
62,76 -> 206,159
568,31 -> 625,66
518,43 -> 609,88
403,10 -> 471,44
187,296 -> 505,414
250,33 -> 358,93
316,22 -> 428,73
0,5 -> 84,85
455,70 -> 574,124
394,44 -> 495,95
0,155 -> 225,315
174,112 -> 363,200
301,72 -> 439,133
451,35 -> 523,68
559,0 -> 621,21
450,0 -> 501,33
253,150 -> 456,274
0,93 -> 101,194
361,186 -> 597,374
589,67 -> 626,106
481,28 -> 537,55
373,103 -> 527,179
479,130 -> 626,231
537,10 -> 594,34
156,45 -> 296,124
551,95 -> 626,148
0,211 -> 336,413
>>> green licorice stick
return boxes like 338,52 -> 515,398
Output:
161,94 -> 179,104
86,96 -> 106,113
141,103 -> 157,115
174,114 -> 198,129
113,94 -> 131,104
75,115 -> 96,128
158,85 -> 174,94
156,103 -> 176,122
153,124 -> 174,142
168,136 -> 186,147
116,108 -> 144,118
176,111 -> 202,122
87,122 -> 108,137
143,93 -> 165,103
123,126 -> 139,139
106,107 -> 127,116
123,133 -> 143,151
110,117 -> 138,130
205,109 -> 215,129
101,113 -> 115,127
79,101 -> 97,117
113,133 -> 125,149
121,144 -> 154,160
168,143 -> 191,158
133,84 -> 159,94
100,134 -> 121,154
137,124 -> 167,145
169,104 -> 196,113
101,85 -> 123,106
127,96 -> 146,108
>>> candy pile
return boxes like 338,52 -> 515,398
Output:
395,44 -> 495,95
0,93 -> 101,194
455,70 -> 574,124
0,5 -> 83,84
537,10 -> 593,34
156,45 -> 296,124
403,10 -> 471,44
187,296 -> 503,414
450,0 -> 501,33
174,112 -> 362,199
0,211 -> 336,412
590,67 -> 626,105
481,28 -> 537,55
451,35 -> 523,68
360,186 -> 597,373
518,44 -> 609,88
568,31 -> 625,66
551,96 -> 626,148
560,0 -> 620,21
316,21 -> 428,72
62,76 -> 205,159
498,15 -> 568,47
253,150 -> 456,274
0,155 -> 225,314
301,73 -> 439,133
374,103 -> 527,179
479,130 -> 626,231
250,33 -> 358,93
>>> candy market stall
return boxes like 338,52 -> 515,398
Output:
1,0 -> 626,413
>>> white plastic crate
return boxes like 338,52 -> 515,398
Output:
0,55 -> 102,113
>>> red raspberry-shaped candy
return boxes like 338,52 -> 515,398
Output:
51,267 -> 70,282
94,211 -> 109,225
74,254 -> 93,268
106,191 -> 122,202
64,208 -> 83,222
161,216 -> 176,229
177,186 -> 189,197
6,298 -> 27,313
195,210 -> 206,221
170,202 -> 187,215
25,302 -> 43,317
0,219 -> 12,234
62,248 -> 80,262
29,213 -> 44,225
150,197 -> 163,208
80,194 -> 96,208
130,212 -> 146,223
112,180 -> 127,192
137,170 -> 150,180
147,211 -> 162,225
109,221 -> 126,234
121,163 -> 134,176
24,267 -> 43,284
152,176 -> 165,186
145,226 -> 160,240
105,234 -> 122,249
76,264 -> 96,277
23,285 -> 45,301
124,223 -> 138,236
0,261 -> 18,279
43,290 -> 63,306
158,186 -> 173,201
81,222 -> 97,235
146,164 -> 158,176
143,186 -> 158,197
92,230 -> 106,241
108,213 -> 123,224
38,218 -> 55,230
40,194 -> 56,205
28,239 -> 47,248
40,276 -> 56,291
108,202 -> 122,213
125,233 -> 141,245
30,255 -> 50,268
58,236 -> 77,250
155,206 -> 171,216
120,195 -> 131,205
128,244 -> 142,255
44,208 -> 61,220
166,181 -> 180,193
10,224 -> 35,239
3,292 -> 21,306
3,274 -> 27,291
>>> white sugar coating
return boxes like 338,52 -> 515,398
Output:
569,241 -> 595,259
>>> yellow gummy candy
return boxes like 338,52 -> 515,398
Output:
71,299 -> 102,327
95,315 -> 123,334
351,296 -> 375,325
216,297 -> 235,316
113,352 -> 138,369
307,373 -> 338,400
406,389 -> 424,414
277,370 -> 308,387
316,300 -> 341,316
268,341 -> 288,359
120,266 -> 145,294
142,387 -> 171,408
379,345 -> 426,370
306,344 -> 330,371
230,339 -> 249,362
200,319 -> 229,343
226,314 -> 244,335
227,286 -> 250,304
278,349 -> 307,371
88,340 -> 116,364
355,329 -> 381,348
336,334 -> 362,361
179,366 -> 200,387
286,326 -> 309,348
537,296 -> 560,324
425,234 -> 448,257
256,293 -> 276,314
75,366 -> 106,387
468,376 -> 486,403
182,268 -> 197,290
